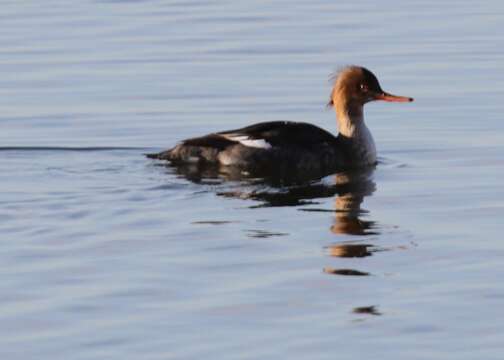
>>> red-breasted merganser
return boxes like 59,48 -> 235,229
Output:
147,66 -> 413,173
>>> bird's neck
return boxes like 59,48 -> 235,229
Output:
336,102 -> 377,165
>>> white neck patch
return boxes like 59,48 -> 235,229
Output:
337,114 -> 377,165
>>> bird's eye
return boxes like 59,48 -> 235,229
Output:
360,84 -> 368,92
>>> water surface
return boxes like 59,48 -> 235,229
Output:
2,1 -> 504,359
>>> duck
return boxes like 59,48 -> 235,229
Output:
147,66 -> 413,175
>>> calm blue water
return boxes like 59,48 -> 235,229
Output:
2,1 -> 504,359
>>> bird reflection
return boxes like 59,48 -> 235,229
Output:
323,267 -> 370,276
353,306 -> 382,316
159,161 -> 379,236
326,243 -> 382,258
329,169 -> 377,236
156,161 -> 387,315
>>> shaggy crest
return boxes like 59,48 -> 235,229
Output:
327,65 -> 381,107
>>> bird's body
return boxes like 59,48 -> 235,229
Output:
148,66 -> 413,175
150,121 -> 343,173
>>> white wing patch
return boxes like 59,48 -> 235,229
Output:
221,134 -> 272,149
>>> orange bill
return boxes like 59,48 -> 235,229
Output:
375,91 -> 414,102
